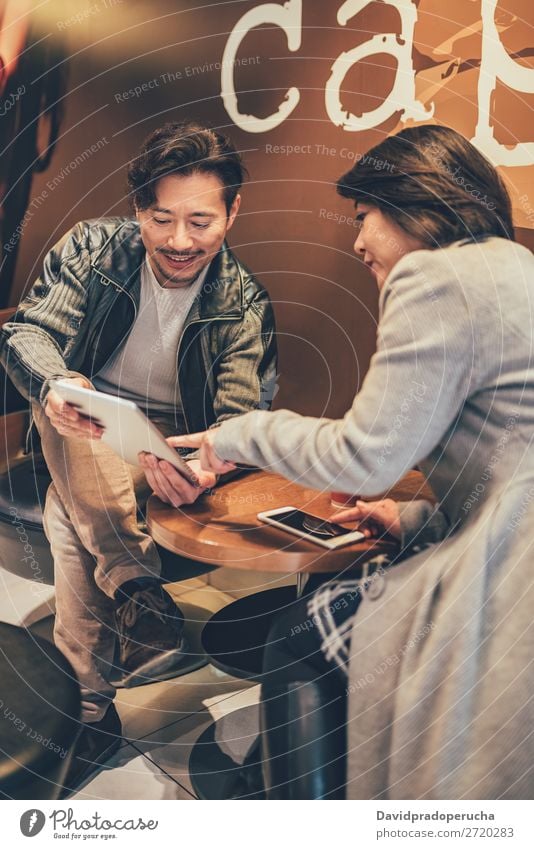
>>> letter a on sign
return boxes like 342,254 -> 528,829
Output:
221,0 -> 302,133
325,0 -> 432,132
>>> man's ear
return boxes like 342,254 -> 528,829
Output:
226,194 -> 241,232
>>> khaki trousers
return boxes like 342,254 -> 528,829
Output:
32,404 -> 177,722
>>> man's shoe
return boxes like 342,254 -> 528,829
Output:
111,584 -> 189,688
60,704 -> 122,798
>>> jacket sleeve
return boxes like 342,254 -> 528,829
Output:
212,249 -> 479,494
0,222 -> 91,405
211,286 -> 278,424
398,499 -> 451,549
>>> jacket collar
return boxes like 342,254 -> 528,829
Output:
90,218 -> 245,320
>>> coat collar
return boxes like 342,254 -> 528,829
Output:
90,218 -> 245,321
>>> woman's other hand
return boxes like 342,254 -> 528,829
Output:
331,498 -> 401,540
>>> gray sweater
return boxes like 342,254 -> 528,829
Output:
212,236 -> 534,798
93,257 -> 206,414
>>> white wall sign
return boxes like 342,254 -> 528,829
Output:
221,0 -> 302,133
222,0 -> 533,168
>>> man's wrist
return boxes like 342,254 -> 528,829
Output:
40,372 -> 93,408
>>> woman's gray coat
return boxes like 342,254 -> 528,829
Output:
213,236 -> 534,799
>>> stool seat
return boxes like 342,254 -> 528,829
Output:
0,622 -> 81,799
201,586 -> 297,680
191,587 -> 299,799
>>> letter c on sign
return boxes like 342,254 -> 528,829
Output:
221,0 -> 302,133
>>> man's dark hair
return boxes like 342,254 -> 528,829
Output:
337,125 -> 514,247
127,122 -> 246,214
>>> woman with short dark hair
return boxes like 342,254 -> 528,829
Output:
172,125 -> 534,800
338,123 -> 513,247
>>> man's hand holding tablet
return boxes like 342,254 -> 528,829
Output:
45,376 -> 104,440
139,453 -> 216,508
50,380 -> 215,508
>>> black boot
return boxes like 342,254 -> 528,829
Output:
260,680 -> 346,799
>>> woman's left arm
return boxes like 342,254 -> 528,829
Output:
178,250 -> 480,495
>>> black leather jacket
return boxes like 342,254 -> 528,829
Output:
0,218 -> 277,433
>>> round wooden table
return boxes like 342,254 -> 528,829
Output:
147,468 -> 432,678
146,468 -> 425,580
147,468 -> 431,799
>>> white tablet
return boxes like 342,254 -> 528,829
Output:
50,380 -> 198,484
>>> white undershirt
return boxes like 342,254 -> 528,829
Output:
93,256 -> 207,414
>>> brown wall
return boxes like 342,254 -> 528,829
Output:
9,0 -> 534,420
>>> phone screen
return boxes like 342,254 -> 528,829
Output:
271,509 -> 355,540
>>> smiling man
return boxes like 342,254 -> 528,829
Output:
0,122 -> 277,793
137,171 -> 225,287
